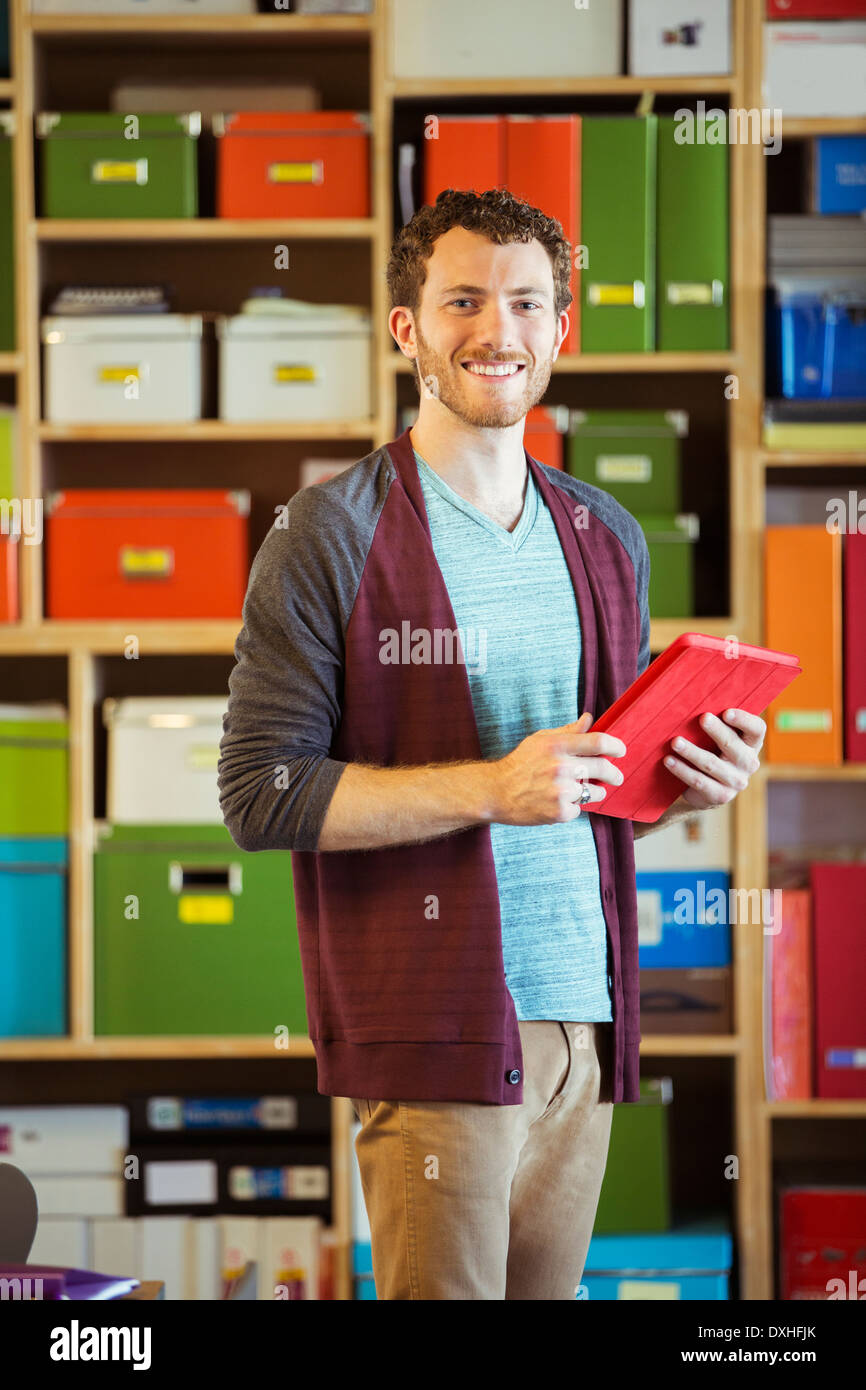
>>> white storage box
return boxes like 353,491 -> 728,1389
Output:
217,307 -> 372,423
629,0 -> 731,76
390,0 -> 623,80
634,802 -> 732,873
42,314 -> 204,425
103,695 -> 228,825
764,22 -> 866,118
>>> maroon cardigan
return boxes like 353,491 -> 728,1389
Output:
219,425 -> 650,1105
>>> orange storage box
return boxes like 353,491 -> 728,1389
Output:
214,111 -> 371,219
0,531 -> 19,622
45,488 -> 249,619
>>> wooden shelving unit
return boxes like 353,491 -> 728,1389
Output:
2,0 -> 861,1301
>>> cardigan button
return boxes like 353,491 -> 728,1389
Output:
603,887 -> 613,902
507,1069 -> 521,1084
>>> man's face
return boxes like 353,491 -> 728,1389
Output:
407,226 -> 568,429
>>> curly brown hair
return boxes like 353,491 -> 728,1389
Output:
386,187 -> 574,368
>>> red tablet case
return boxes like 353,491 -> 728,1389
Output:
586,633 -> 802,822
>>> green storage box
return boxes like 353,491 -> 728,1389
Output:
93,823 -> 307,1036
567,409 -> 687,512
0,405 -> 16,500
0,113 -> 14,352
37,112 -> 200,219
0,704 -> 69,836
635,512 -> 699,618
594,1076 -> 672,1233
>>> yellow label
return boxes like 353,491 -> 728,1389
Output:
178,895 -> 234,925
100,365 -> 139,382
596,455 -> 652,483
120,546 -> 172,577
92,159 -> 146,183
667,282 -> 714,306
274,364 -> 317,383
267,161 -> 322,184
588,284 -> 639,307
618,1280 -> 680,1300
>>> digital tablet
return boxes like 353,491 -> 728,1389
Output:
584,633 -> 802,823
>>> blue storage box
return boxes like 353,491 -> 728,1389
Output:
0,837 -> 68,1036
636,870 -> 731,967
814,137 -> 866,216
775,277 -> 866,399
580,1216 -> 733,1300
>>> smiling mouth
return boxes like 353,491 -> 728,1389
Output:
461,362 -> 527,378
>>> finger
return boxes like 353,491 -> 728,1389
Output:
561,755 -> 625,786
719,708 -> 766,751
560,731 -> 627,759
669,735 -> 750,790
663,751 -> 738,804
688,715 -> 761,776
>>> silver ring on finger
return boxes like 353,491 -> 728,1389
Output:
578,782 -> 592,806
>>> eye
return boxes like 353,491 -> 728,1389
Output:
517,302 -> 542,311
449,299 -> 474,308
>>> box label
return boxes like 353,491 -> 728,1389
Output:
177,895 -> 234,924
596,454 -> 652,483
775,710 -> 832,732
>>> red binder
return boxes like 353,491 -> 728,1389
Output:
845,532 -> 866,761
811,862 -> 866,1099
504,116 -> 580,354
586,633 -> 802,822
423,116 -> 505,209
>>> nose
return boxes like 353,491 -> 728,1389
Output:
472,299 -> 518,356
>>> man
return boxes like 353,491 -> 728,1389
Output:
217,188 -> 765,1300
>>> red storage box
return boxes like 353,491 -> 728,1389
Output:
215,111 -> 371,219
0,531 -> 19,622
811,861 -> 866,1098
780,1188 -> 866,1300
524,405 -> 569,470
45,489 -> 249,619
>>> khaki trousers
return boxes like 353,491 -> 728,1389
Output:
350,1019 -> 614,1300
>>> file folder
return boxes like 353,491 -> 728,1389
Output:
764,526 -> 843,764
581,116 -> 657,352
845,532 -> 866,760
811,863 -> 866,1098
656,116 -> 729,351
422,115 -> 505,208
504,115 -> 580,354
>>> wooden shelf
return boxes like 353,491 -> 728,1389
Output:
0,621 -> 242,654
0,1035 -> 317,1059
764,1100 -> 866,1118
763,763 -> 866,781
0,351 -> 22,372
28,13 -> 371,39
781,117 -> 866,138
389,351 -> 739,375
34,218 -> 376,242
640,1035 -> 741,1057
37,419 -> 378,441
392,74 -> 739,98
0,79 -> 14,100
761,451 -> 866,468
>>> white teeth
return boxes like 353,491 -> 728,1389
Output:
464,363 -> 522,376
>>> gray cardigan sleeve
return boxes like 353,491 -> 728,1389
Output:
217,490 -> 353,854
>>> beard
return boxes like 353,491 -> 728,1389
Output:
413,324 -> 557,429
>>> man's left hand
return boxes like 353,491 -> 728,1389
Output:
663,708 -> 765,810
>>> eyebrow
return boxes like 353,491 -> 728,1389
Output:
437,283 -> 550,300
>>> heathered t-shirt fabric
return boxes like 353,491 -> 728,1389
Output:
414,448 -> 613,1021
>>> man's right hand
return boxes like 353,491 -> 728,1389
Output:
489,711 -> 627,826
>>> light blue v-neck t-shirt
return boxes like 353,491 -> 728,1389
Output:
413,448 -> 612,1022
